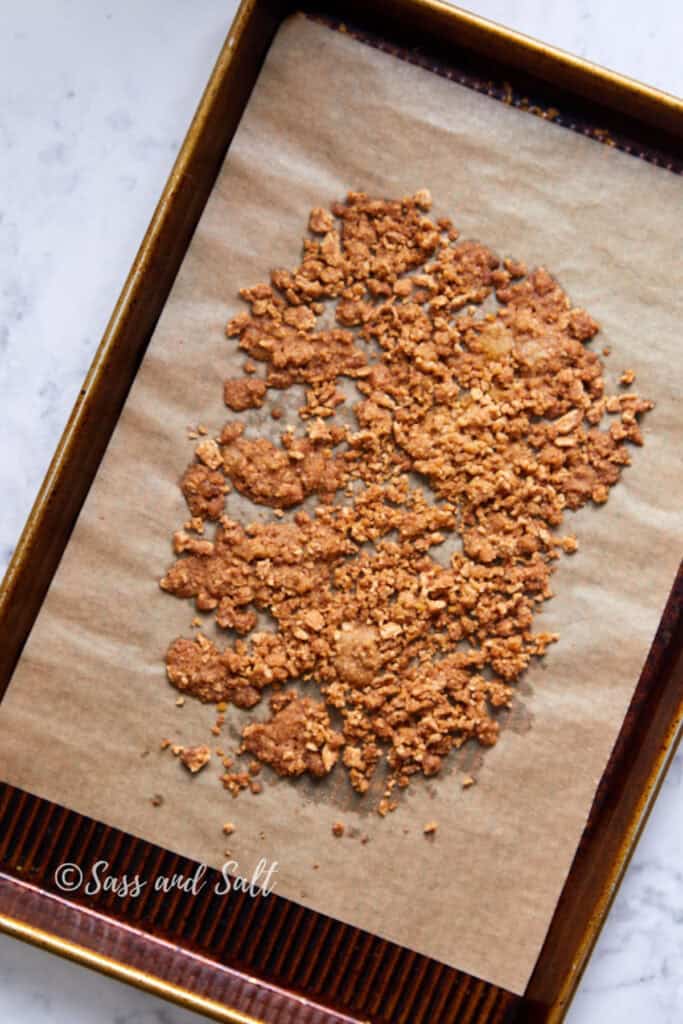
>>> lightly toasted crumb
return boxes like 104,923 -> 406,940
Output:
222,822 -> 235,835
423,821 -> 438,835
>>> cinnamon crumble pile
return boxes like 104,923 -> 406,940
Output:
160,191 -> 652,815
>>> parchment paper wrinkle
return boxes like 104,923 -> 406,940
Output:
1,15 -> 682,994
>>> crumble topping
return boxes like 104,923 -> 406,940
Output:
159,191 -> 653,817
180,744 -> 211,774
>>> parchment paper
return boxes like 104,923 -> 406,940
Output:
1,15 -> 682,995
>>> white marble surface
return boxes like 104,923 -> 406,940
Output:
1,1 -> 681,1021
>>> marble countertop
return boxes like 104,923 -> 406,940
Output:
1,2 -> 681,1022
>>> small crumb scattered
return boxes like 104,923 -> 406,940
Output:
620,369 -> 636,386
175,696 -> 185,707
332,821 -> 345,838
222,822 -> 235,835
221,770 -> 250,796
180,744 -> 211,773
423,821 -> 438,835
462,775 -> 475,789
151,794 -> 164,807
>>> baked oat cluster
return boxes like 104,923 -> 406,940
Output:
160,190 -> 652,814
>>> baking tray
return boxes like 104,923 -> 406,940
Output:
1,1 -> 681,1021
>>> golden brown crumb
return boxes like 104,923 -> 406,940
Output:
223,377 -> 267,411
423,821 -> 438,835
620,369 -> 636,386
332,821 -> 345,837
413,188 -> 432,210
222,822 -> 235,835
221,770 -> 250,797
171,744 -> 184,757
242,691 -> 343,778
160,738 -> 171,750
178,463 -> 226,520
180,744 -> 211,773
462,776 -> 475,789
